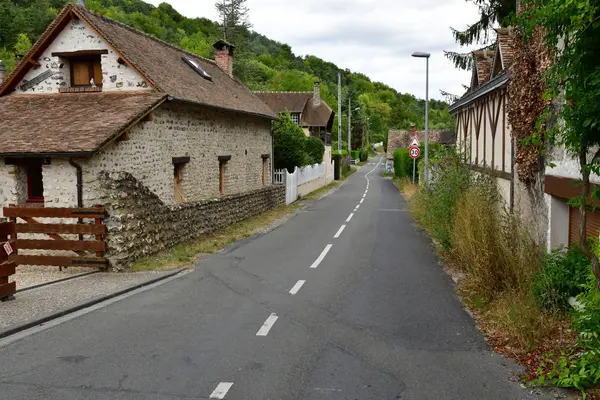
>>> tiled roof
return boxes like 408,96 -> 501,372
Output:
0,92 -> 166,155
254,91 -> 335,128
0,4 -> 276,120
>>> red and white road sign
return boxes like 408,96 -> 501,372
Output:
409,146 -> 421,159
410,137 -> 420,147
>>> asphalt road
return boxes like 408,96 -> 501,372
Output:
0,157 -> 560,400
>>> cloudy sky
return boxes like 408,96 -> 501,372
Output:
147,0 -> 482,101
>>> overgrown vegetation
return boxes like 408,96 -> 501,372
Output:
409,149 -> 600,394
272,112 -> 326,172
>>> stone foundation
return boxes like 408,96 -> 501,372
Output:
99,171 -> 285,270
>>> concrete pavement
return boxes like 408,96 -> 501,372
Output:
0,157 -> 564,399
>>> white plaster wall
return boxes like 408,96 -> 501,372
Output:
82,102 -> 273,206
545,146 -> 600,185
14,18 -> 150,94
0,164 -> 18,218
496,176 -> 511,208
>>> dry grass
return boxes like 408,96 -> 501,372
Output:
131,204 -> 301,272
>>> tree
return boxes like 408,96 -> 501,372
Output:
445,0 -> 515,70
518,0 -> 600,290
13,33 -> 31,55
215,0 -> 251,45
273,112 -> 307,172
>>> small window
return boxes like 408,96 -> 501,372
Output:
291,113 -> 300,125
27,165 -> 44,203
174,164 -> 185,203
70,56 -> 102,87
219,161 -> 225,194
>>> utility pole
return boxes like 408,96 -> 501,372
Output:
337,72 -> 341,155
348,97 -> 351,158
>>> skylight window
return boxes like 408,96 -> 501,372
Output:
182,56 -> 212,81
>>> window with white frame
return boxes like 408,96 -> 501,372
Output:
291,113 -> 300,125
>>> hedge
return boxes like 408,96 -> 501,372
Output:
394,143 -> 447,179
351,151 -> 361,160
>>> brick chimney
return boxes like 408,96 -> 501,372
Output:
213,40 -> 235,78
0,61 -> 6,86
313,81 -> 321,107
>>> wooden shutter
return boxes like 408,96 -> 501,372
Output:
569,207 -> 600,246
72,61 -> 91,86
93,61 -> 103,86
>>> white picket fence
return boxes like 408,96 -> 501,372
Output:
274,162 -> 332,204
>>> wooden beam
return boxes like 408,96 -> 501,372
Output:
16,239 -> 105,252
3,207 -> 105,219
143,112 -> 153,122
9,255 -> 107,267
0,263 -> 16,278
51,49 -> 109,57
0,222 -> 15,238
16,223 -> 105,235
0,282 -> 16,299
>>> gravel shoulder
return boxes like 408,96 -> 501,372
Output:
0,269 -> 184,332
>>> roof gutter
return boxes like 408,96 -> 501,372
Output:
169,96 -> 279,121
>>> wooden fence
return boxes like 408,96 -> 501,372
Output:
0,221 -> 16,301
3,206 -> 108,269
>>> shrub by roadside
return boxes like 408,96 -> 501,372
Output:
407,149 -> 600,395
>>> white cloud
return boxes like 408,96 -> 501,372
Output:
147,0 -> 482,100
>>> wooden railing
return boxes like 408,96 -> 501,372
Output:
3,206 -> 108,269
0,221 -> 16,301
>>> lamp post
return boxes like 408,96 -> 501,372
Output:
349,103 -> 360,159
411,51 -> 430,183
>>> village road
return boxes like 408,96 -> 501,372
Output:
0,157 -> 560,400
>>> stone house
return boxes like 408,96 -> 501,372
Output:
254,84 -> 335,175
449,27 -> 600,250
0,4 -> 284,268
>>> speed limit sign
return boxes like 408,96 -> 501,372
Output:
409,146 -> 421,159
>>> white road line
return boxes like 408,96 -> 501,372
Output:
355,205 -> 360,210
362,194 -> 366,199
210,382 -> 234,399
334,225 -> 346,238
310,244 -> 333,268
289,280 -> 306,295
346,213 -> 354,222
256,313 -> 279,336
360,198 -> 364,204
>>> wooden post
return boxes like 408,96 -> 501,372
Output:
94,204 -> 103,259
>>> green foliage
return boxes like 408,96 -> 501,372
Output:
13,33 -> 31,55
273,112 -> 307,173
305,136 -> 324,165
350,150 -> 360,160
359,149 -> 368,162
393,149 -> 411,179
532,245 -> 591,311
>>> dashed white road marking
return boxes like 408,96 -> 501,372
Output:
210,382 -> 234,399
362,194 -> 366,199
289,280 -> 306,295
355,205 -> 360,211
310,244 -> 333,268
256,313 -> 279,336
346,213 -> 354,222
334,225 -> 346,238
360,198 -> 364,204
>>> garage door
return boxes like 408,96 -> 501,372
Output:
569,207 -> 600,246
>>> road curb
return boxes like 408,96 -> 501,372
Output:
0,268 -> 186,340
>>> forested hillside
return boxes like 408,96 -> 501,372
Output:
0,0 -> 454,146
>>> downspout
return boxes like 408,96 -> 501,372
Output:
69,158 -> 84,241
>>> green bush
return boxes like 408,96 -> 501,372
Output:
305,136 -> 325,164
393,148 -> 412,178
273,112 -> 307,172
532,245 -> 590,311
351,150 -> 361,160
360,149 -> 369,162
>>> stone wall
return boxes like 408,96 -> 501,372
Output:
99,171 -> 284,269
81,102 -> 273,206
14,18 -> 149,94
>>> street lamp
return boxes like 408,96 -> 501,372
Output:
412,51 -> 430,184
348,104 -> 360,157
